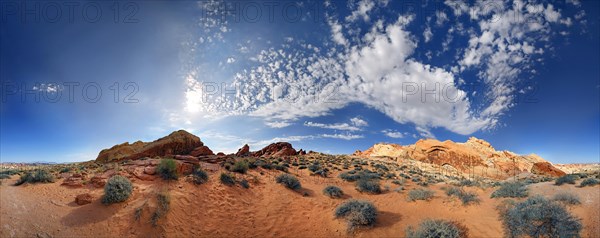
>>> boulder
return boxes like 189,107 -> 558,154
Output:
190,146 -> 214,156
297,149 -> 306,155
252,142 -> 297,157
61,176 -> 83,187
95,130 -> 203,163
216,152 -> 225,156
176,161 -> 195,175
235,144 -> 250,157
531,162 -> 566,177
144,166 -> 156,175
75,193 -> 93,205
90,175 -> 106,188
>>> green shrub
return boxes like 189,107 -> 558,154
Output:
491,182 -> 528,198
239,179 -> 250,189
192,168 -> 209,184
323,185 -> 344,198
231,160 -> 249,174
500,196 -> 581,238
579,178 -> 600,187
356,178 -> 382,194
151,191 -> 170,226
392,179 -> 404,185
406,219 -> 468,238
553,192 -> 581,206
220,173 -> 235,186
102,175 -> 133,204
335,199 -> 377,231
555,175 -> 577,186
0,174 -> 11,179
157,159 -> 178,180
14,169 -> 55,186
59,167 -> 71,173
408,188 -> 434,202
275,174 -> 301,190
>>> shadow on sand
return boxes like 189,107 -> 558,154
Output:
61,199 -> 122,227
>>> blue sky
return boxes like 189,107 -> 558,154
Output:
1,0 -> 598,163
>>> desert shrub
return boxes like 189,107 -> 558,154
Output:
102,175 -> 133,204
356,178 -> 382,194
276,174 -> 301,190
323,185 -> 344,198
406,219 -> 468,238
308,164 -> 320,172
444,186 -> 480,206
231,160 -> 249,174
151,191 -> 171,226
553,192 -> 581,206
240,179 -> 250,189
490,182 -> 528,198
555,175 -> 577,186
335,199 -> 378,231
0,174 -> 11,179
500,196 -> 582,238
339,172 -> 361,182
408,188 -> 434,202
392,179 -> 404,185
14,169 -> 55,185
157,159 -> 178,180
219,173 -> 235,186
313,169 -> 328,177
298,165 -> 307,170
394,186 -> 404,193
59,167 -> 71,173
191,168 -> 209,184
579,178 -> 600,187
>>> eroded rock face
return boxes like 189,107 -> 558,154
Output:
236,144 -> 250,157
96,130 -> 203,163
356,137 -> 565,179
61,176 -> 84,187
252,142 -> 297,157
531,162 -> 566,177
190,146 -> 214,156
75,193 -> 93,205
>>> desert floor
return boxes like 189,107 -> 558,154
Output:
1,168 -> 599,238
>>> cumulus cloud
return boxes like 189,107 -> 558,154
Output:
382,129 -> 406,138
179,0 -> 579,139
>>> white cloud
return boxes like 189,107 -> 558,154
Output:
321,133 -> 364,140
382,129 -> 405,138
226,57 -> 236,63
304,121 -> 361,131
329,19 -> 349,46
423,26 -> 433,43
346,0 -> 376,22
350,117 -> 368,127
265,121 -> 292,128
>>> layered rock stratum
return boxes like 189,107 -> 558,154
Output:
354,137 -> 566,179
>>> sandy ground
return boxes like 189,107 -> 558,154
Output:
1,169 -> 599,238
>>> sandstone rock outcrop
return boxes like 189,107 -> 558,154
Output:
236,144 -> 250,157
356,137 -> 564,179
531,162 -> 567,177
252,142 -> 297,157
96,130 -> 203,163
190,146 -> 214,156
75,193 -> 93,205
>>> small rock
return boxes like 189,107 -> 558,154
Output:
75,193 -> 93,205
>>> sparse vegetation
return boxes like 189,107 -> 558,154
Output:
555,175 -> 577,186
499,196 -> 582,238
444,186 -> 480,206
134,201 -> 148,222
406,219 -> 468,238
408,188 -> 435,202
356,178 -> 382,194
102,175 -> 133,204
240,179 -> 250,189
231,160 -> 249,174
335,199 -> 378,232
323,185 -> 344,198
219,173 -> 235,186
14,169 -> 55,186
553,192 -> 581,206
191,168 -> 209,184
276,174 -> 301,190
151,191 -> 171,227
157,158 -> 178,180
491,182 -> 528,198
579,178 -> 600,187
